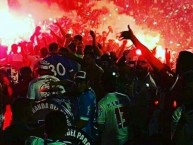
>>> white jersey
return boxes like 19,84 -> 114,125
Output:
27,75 -> 65,101
97,92 -> 132,145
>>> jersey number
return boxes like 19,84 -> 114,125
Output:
115,106 -> 129,128
49,63 -> 66,76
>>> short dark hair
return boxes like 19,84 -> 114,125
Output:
176,51 -> 193,74
101,70 -> 119,92
11,98 -> 32,122
74,35 -> 82,41
49,42 -> 58,52
20,66 -> 32,76
84,45 -> 93,55
45,111 -> 68,137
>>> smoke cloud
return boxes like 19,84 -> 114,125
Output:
7,0 -> 164,49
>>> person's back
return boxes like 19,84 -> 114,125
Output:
98,92 -> 132,145
3,98 -> 43,145
43,42 -> 74,81
97,70 -> 133,145
25,111 -> 68,145
73,71 -> 98,141
27,60 -> 65,101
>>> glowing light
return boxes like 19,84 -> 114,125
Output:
153,21 -> 157,25
0,12 -> 35,49
0,0 -> 190,59
155,45 -> 165,62
169,41 -> 173,44
112,72 -> 116,76
173,100 -> 177,108
68,30 -> 73,34
0,2 -> 35,52
146,83 -> 149,87
28,14 -> 32,17
154,100 -> 159,105
138,32 -> 160,50
115,39 -> 119,43
136,49 -> 142,55
53,19 -> 57,23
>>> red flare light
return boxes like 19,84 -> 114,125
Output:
136,49 -> 142,56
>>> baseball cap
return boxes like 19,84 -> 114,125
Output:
38,60 -> 50,70
74,71 -> 87,81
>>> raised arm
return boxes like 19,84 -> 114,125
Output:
50,29 -> 64,47
55,22 -> 66,39
116,40 -> 128,62
90,30 -> 103,57
120,25 -> 165,72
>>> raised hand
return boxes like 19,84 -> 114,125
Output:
90,30 -> 96,38
119,25 -> 133,40
108,26 -> 113,33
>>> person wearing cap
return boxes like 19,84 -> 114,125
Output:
27,60 -> 65,102
73,71 -> 98,142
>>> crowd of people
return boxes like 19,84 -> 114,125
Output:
0,1 -> 193,144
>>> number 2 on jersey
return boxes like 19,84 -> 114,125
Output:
115,106 -> 129,128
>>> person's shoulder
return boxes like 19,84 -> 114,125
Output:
42,75 -> 60,81
43,54 -> 58,61
95,64 -> 104,72
116,91 -> 130,98
98,93 -> 114,104
25,136 -> 44,145
106,92 -> 117,97
82,88 -> 96,98
29,77 -> 39,84
98,97 -> 106,106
